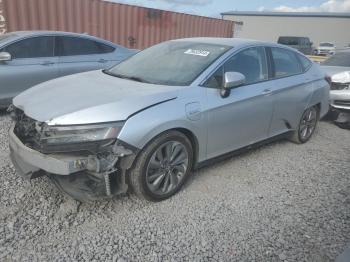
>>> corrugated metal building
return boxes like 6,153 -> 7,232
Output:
221,11 -> 350,49
0,0 -> 234,49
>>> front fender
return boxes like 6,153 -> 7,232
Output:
117,98 -> 207,163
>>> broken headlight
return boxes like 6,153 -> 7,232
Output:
39,122 -> 125,146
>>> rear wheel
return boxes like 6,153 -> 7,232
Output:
129,131 -> 193,201
289,106 -> 319,144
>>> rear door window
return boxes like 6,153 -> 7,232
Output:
298,54 -> 312,71
271,48 -> 303,78
56,36 -> 115,56
4,36 -> 54,59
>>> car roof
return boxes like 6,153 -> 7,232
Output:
172,37 -> 291,50
8,30 -> 91,37
0,31 -> 119,47
278,36 -> 309,39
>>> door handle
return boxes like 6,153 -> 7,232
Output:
41,61 -> 54,66
262,89 -> 272,95
98,59 -> 108,63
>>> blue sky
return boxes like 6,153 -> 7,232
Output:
107,0 -> 350,17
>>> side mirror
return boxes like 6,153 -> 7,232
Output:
220,72 -> 245,98
0,52 -> 11,62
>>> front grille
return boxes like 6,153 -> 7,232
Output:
13,109 -> 43,150
331,82 -> 349,90
334,100 -> 350,107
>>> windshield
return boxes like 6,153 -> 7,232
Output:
320,43 -> 334,47
107,41 -> 231,86
322,52 -> 350,67
278,37 -> 299,46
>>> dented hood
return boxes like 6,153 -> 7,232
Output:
13,70 -> 183,125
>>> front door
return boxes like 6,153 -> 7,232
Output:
0,36 -> 58,106
204,46 -> 274,159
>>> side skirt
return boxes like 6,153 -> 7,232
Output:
194,131 -> 292,170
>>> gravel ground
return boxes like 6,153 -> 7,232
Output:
0,113 -> 349,262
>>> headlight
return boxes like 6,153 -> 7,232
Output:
332,71 -> 350,84
39,122 -> 125,145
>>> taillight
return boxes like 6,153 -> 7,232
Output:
325,75 -> 332,86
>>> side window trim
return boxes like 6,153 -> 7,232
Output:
54,36 -> 60,56
265,47 -> 275,79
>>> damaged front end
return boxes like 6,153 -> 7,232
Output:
8,107 -> 138,202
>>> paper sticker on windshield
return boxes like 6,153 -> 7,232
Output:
184,49 -> 210,57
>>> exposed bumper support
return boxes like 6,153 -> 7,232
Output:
9,125 -> 136,201
9,125 -> 88,176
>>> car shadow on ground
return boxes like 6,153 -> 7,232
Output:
184,137 -> 290,190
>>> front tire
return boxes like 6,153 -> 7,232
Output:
289,106 -> 319,144
129,131 -> 193,201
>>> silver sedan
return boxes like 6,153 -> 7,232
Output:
0,31 -> 137,108
9,38 -> 330,202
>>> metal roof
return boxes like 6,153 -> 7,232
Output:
0,31 -> 122,48
174,37 -> 266,47
220,11 -> 350,18
173,37 -> 299,52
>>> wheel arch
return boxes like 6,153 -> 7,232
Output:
169,127 -> 199,168
132,127 -> 200,169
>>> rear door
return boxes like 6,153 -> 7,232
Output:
267,47 -> 313,136
56,36 -> 117,77
0,36 -> 58,105
205,46 -> 274,159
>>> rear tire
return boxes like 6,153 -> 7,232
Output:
289,106 -> 319,144
129,131 -> 193,201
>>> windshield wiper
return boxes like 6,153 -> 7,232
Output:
124,76 -> 151,83
103,70 -> 151,83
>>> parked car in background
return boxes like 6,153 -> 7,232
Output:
9,38 -> 329,202
0,31 -> 137,108
321,50 -> 350,128
314,42 -> 336,56
277,36 -> 313,55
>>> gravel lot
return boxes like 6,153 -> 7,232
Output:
0,113 -> 349,262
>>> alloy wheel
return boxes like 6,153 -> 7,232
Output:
145,141 -> 189,195
299,107 -> 317,141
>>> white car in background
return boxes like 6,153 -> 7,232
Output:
315,42 -> 336,56
321,50 -> 350,128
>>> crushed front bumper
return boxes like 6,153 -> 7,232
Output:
9,125 -> 88,177
330,90 -> 350,111
9,125 -> 135,201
